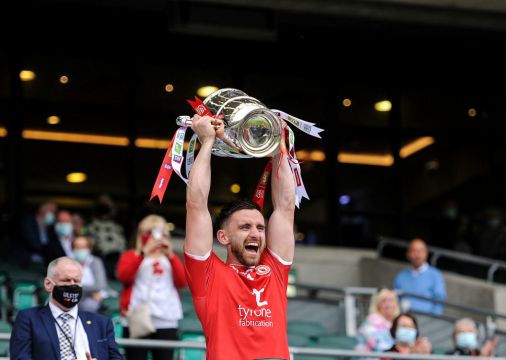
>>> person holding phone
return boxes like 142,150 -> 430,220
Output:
117,214 -> 187,360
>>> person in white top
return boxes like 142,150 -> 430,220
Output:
10,256 -> 122,359
117,214 -> 187,360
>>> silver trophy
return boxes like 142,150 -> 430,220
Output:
177,88 -> 283,158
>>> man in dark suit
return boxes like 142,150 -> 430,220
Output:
10,256 -> 123,360
44,210 -> 76,265
17,201 -> 58,267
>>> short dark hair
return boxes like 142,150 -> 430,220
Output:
390,313 -> 419,339
216,199 -> 262,229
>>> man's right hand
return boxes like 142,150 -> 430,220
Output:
481,336 -> 499,357
191,114 -> 218,144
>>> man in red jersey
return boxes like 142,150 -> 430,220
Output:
184,113 -> 295,360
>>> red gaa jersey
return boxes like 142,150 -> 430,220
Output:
184,249 -> 291,360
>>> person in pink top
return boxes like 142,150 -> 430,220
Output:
184,114 -> 296,360
356,288 -> 400,357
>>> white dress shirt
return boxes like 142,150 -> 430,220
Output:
49,302 -> 91,359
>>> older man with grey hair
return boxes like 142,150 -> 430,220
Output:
446,318 -> 498,357
10,256 -> 122,360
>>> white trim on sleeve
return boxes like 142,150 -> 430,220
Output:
267,248 -> 293,265
185,250 -> 212,261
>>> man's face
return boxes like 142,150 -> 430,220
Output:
44,260 -> 82,294
378,292 -> 397,320
456,322 -> 476,335
407,239 -> 428,269
223,209 -> 266,267
40,202 -> 57,217
57,211 -> 72,223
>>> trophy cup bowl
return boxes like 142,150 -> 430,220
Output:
180,88 -> 283,158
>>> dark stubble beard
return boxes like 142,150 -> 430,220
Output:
230,241 -> 264,267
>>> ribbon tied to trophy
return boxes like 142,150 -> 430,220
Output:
150,88 -> 324,208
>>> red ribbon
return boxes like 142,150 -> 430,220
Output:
150,96 -> 214,203
150,132 -> 177,203
187,96 -> 213,116
252,159 -> 273,210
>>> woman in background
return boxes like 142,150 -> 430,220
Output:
382,313 -> 432,360
356,288 -> 399,355
117,214 -> 187,360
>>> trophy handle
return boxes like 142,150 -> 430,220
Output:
176,116 -> 192,127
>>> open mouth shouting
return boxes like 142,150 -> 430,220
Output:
244,241 -> 260,255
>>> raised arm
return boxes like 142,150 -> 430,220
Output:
267,151 -> 296,262
185,114 -> 217,256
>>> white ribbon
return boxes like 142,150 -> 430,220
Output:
171,127 -> 189,184
272,109 -> 324,139
285,126 -> 309,208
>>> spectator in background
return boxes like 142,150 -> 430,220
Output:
72,235 -> 109,313
393,238 -> 446,315
356,288 -> 399,355
117,214 -> 187,360
45,210 -> 75,264
88,194 -> 127,279
72,212 -> 88,236
18,201 -> 58,267
382,313 -> 431,359
447,318 -> 499,357
10,256 -> 122,359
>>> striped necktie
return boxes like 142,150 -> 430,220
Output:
58,312 -> 74,360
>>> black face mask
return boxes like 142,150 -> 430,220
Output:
52,285 -> 83,308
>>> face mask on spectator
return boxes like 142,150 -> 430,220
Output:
456,332 -> 478,350
73,249 -> 90,263
50,280 -> 82,308
55,222 -> 73,237
395,327 -> 417,345
44,212 -> 55,226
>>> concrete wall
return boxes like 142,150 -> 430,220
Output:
291,246 -> 376,288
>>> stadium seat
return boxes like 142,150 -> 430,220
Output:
288,333 -> 312,347
288,320 -> 329,339
110,311 -> 123,339
12,281 -> 39,313
101,296 -> 120,316
0,320 -> 11,357
179,317 -> 203,335
316,334 -> 358,350
176,332 -> 206,360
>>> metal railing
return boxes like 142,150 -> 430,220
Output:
291,283 -> 506,341
377,236 -> 506,282
0,333 -> 502,359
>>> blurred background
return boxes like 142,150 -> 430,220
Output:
2,0 -> 506,256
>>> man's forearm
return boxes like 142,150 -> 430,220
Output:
271,152 -> 295,211
187,140 -> 213,209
